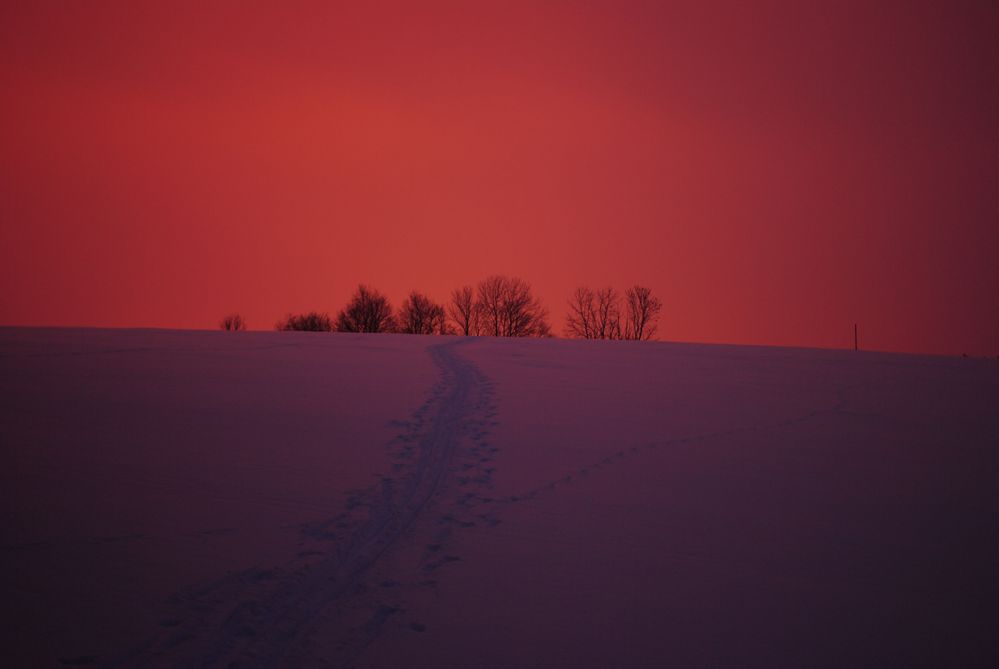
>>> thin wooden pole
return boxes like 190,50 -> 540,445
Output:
854,323 -> 858,351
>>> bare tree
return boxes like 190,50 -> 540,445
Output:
448,285 -> 478,336
476,275 -> 550,338
275,312 -> 333,331
475,275 -> 506,337
335,284 -> 396,333
565,286 -> 622,339
594,286 -> 623,339
565,287 -> 597,338
398,291 -> 449,335
220,313 -> 246,331
623,285 -> 662,340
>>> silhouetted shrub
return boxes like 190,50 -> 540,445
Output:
275,312 -> 333,332
336,285 -> 396,333
220,313 -> 247,331
398,291 -> 449,335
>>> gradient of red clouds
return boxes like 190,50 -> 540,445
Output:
2,1 -> 997,355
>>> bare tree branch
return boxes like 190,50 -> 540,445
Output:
476,275 -> 550,337
476,275 -> 506,337
565,286 -> 623,339
335,285 -> 396,333
398,291 -> 449,334
565,287 -> 596,338
623,285 -> 662,340
595,286 -> 622,340
447,285 -> 477,336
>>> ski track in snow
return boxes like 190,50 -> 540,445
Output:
110,338 -> 499,669
107,342 -> 909,668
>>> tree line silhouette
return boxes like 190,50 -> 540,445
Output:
221,275 -> 662,340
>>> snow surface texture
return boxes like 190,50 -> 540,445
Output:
1,329 -> 997,668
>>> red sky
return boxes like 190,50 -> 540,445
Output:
2,1 -> 997,355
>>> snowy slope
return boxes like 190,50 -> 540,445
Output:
1,329 -> 997,667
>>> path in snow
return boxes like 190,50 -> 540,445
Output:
113,339 -> 498,669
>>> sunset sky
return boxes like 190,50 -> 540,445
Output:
2,1 -> 997,355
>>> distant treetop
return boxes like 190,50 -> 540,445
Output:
220,313 -> 246,331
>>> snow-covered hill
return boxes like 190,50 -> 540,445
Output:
2,329 -> 997,667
